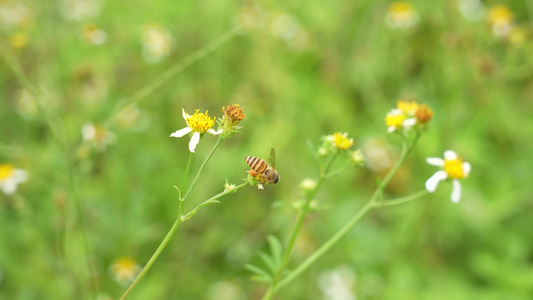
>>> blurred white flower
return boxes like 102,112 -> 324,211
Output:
207,280 -> 244,300
425,150 -> 471,203
457,0 -> 485,22
82,23 -> 107,45
82,123 -> 116,150
0,164 -> 28,195
141,23 -> 174,63
318,265 -> 357,300
61,0 -> 102,21
361,137 -> 399,173
109,257 -> 141,286
269,13 -> 311,51
385,2 -> 419,29
488,5 -> 513,38
114,104 -> 150,132
0,2 -> 30,28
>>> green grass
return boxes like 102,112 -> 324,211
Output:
1,0 -> 533,299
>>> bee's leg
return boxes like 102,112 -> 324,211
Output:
247,170 -> 257,176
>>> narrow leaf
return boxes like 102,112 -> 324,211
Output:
245,263 -> 271,280
258,251 -> 276,275
267,235 -> 283,268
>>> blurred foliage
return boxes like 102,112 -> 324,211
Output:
1,0 -> 533,299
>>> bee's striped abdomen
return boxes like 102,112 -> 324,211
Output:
246,156 -> 268,174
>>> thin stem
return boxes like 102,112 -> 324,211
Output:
105,25 -> 243,128
262,155 -> 337,299
182,181 -> 249,221
119,209 -> 183,300
183,136 -> 223,200
272,137 -> 419,295
120,180 -> 248,300
374,190 -> 429,207
181,152 -> 194,194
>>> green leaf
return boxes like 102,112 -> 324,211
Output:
258,251 -> 277,275
267,235 -> 283,269
245,263 -> 272,282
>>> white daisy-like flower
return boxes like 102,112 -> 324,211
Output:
170,108 -> 222,153
385,108 -> 416,133
425,150 -> 471,203
0,164 -> 28,195
385,1 -> 419,30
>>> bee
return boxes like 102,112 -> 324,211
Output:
245,148 -> 280,189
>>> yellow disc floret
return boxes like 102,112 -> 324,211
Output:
444,158 -> 466,179
390,2 -> 412,14
397,100 -> 420,115
0,164 -> 14,180
385,113 -> 405,128
488,5 -> 513,26
333,132 -> 354,151
186,109 -> 215,133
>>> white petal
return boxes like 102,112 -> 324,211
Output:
462,162 -> 471,177
13,169 -> 28,183
182,108 -> 189,120
189,131 -> 201,152
170,127 -> 192,138
387,126 -> 396,133
444,150 -> 457,160
206,129 -> 223,135
403,118 -> 416,129
451,179 -> 462,203
1,180 -> 17,195
425,170 -> 448,192
426,157 -> 444,166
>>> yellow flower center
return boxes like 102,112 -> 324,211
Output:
389,2 -> 413,14
488,6 -> 513,25
111,258 -> 141,281
0,164 -> 14,180
397,100 -> 419,115
186,110 -> 215,133
385,113 -> 405,127
444,158 -> 466,179
333,132 -> 353,150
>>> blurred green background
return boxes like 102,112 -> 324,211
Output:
1,0 -> 533,299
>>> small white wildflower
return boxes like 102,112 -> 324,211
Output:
425,150 -> 471,203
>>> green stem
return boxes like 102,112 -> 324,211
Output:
119,180 -> 248,300
105,25 -> 243,128
181,152 -> 194,194
272,138 -> 418,295
182,181 -> 249,221
262,155 -> 337,299
374,190 -> 429,207
183,136 -> 223,200
119,206 -> 184,300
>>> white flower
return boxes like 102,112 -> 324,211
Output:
81,123 -> 116,150
318,265 -> 356,300
170,108 -> 222,153
386,108 -> 416,133
425,150 -> 471,203
0,164 -> 28,195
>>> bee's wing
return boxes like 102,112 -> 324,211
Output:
268,148 -> 276,169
